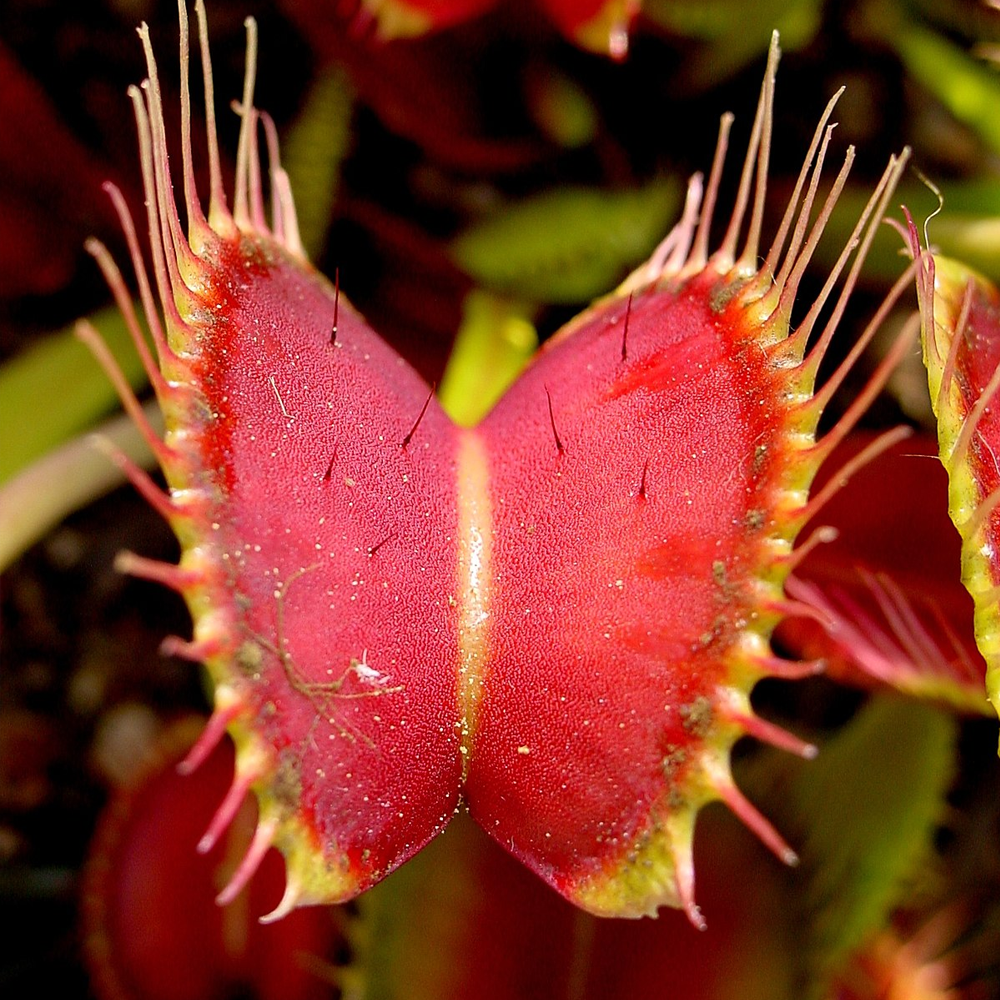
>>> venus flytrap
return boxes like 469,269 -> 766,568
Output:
81,1 -> 919,934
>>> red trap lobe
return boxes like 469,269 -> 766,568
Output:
84,4 -> 913,927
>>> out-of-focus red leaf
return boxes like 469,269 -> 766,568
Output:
363,806 -> 794,1000
361,0 -> 499,35
537,0 -> 640,58
276,0 -> 542,172
0,42 -> 116,298
582,807 -> 796,999
778,433 -> 988,711
82,718 -> 341,1000
358,0 -> 642,58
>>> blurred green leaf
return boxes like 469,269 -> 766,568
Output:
451,178 -> 680,304
891,20 -> 1000,156
800,178 -> 936,287
438,290 -> 537,426
350,820 -> 489,1000
280,66 -> 354,260
0,406 -> 158,570
929,214 -> 1000,283
525,66 -> 599,149
917,176 -> 1000,281
790,696 -> 956,996
0,306 -> 146,484
645,0 -> 821,87
815,177 -> 1000,286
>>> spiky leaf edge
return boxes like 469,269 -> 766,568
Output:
908,222 -> 1000,728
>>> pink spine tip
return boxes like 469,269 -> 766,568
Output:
198,768 -> 254,855
177,704 -> 240,776
88,435 -> 179,524
159,634 -> 222,662
215,817 -> 277,907
717,781 -> 799,867
672,848 -> 706,931
258,878 -> 300,925
113,551 -> 201,591
755,652 -> 827,680
730,711 -> 818,759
